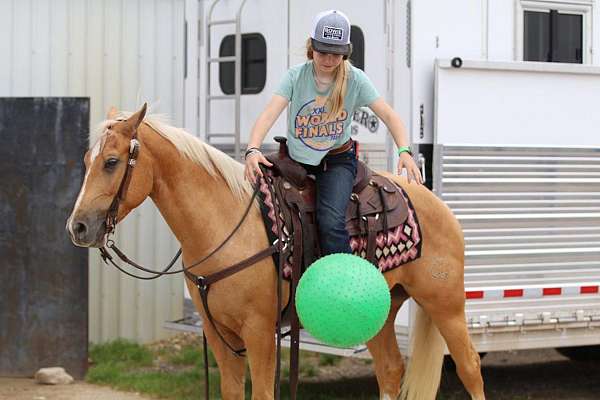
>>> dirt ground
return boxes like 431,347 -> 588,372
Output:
0,378 -> 155,400
1,348 -> 599,399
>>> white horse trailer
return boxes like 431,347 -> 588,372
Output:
168,0 -> 600,358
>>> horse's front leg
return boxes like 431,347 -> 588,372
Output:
186,281 -> 246,399
241,315 -> 277,400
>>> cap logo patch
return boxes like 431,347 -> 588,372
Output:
323,26 -> 343,41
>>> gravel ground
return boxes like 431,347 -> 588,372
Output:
1,348 -> 598,399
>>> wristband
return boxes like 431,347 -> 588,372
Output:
244,147 -> 261,160
397,146 -> 412,156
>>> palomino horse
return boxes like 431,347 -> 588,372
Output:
67,104 -> 485,400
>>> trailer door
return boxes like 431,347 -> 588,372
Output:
434,59 -> 600,351
289,1 -> 391,171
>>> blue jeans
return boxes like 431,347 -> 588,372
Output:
300,146 -> 358,256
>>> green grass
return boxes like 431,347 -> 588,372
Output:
85,338 -> 381,399
318,354 -> 342,367
89,339 -> 153,367
87,339 -> 221,399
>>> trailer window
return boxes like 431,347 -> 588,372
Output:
350,25 -> 365,71
219,33 -> 267,95
524,10 -> 582,63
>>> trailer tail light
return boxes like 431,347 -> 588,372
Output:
466,291 -> 484,299
543,288 -> 562,296
581,286 -> 599,294
504,289 -> 523,297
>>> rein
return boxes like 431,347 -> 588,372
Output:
96,127 -> 290,400
99,125 -> 270,280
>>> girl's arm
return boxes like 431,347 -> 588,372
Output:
368,98 -> 409,148
247,95 -> 289,149
369,98 -> 423,184
244,95 -> 289,183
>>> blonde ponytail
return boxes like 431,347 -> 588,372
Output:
306,38 -> 350,122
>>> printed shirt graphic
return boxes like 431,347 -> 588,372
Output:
275,61 -> 380,165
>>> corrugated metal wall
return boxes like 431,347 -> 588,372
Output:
0,0 -> 187,343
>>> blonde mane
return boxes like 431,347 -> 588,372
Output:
90,112 -> 253,201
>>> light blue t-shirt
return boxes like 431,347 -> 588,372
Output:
275,61 -> 380,165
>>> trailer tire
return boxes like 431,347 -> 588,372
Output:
556,345 -> 600,361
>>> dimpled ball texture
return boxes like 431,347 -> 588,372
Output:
295,253 -> 391,347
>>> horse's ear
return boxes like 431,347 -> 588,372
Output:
122,103 -> 147,136
106,106 -> 119,120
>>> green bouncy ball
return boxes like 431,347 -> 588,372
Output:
295,253 -> 391,347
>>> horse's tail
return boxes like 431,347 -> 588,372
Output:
399,305 -> 445,400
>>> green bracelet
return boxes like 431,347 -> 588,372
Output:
397,146 -> 412,156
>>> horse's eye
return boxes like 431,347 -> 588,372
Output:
104,158 -> 119,170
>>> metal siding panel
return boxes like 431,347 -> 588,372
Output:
1,0 -> 186,344
104,0 -> 122,111
172,0 -> 185,125
171,233 -> 183,320
86,0 -> 105,126
0,0 -> 14,94
31,0 -> 51,95
136,0 -> 159,344
152,0 -> 182,327
116,0 -> 144,342
121,0 -> 141,109
117,215 -> 140,340
116,0 -> 141,341
68,0 -> 87,96
156,0 -> 174,116
183,0 -> 199,135
100,261 -> 121,341
136,201 -> 158,343
50,0 -> 69,95
12,0 -> 32,95
88,253 -> 102,342
95,1 -> 121,342
155,214 -> 176,340
139,0 -> 157,102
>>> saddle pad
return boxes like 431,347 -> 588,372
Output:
349,188 -> 422,272
258,172 -> 422,278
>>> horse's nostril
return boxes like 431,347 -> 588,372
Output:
74,221 -> 87,236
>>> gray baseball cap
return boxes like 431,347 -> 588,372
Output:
310,10 -> 352,56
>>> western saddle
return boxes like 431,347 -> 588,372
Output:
263,136 -> 409,270
260,136 -> 411,399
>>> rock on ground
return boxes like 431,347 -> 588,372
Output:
34,367 -> 74,385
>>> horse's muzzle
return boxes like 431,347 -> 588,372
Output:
66,213 -> 107,248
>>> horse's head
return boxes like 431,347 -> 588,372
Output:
67,104 -> 153,247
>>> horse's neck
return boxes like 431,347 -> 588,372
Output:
145,133 -> 250,272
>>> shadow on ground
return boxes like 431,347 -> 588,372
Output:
281,351 -> 600,399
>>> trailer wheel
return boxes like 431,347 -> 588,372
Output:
556,345 -> 600,361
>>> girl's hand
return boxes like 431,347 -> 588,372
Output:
244,151 -> 273,184
397,152 -> 423,184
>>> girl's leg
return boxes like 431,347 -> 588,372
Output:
314,152 -> 357,255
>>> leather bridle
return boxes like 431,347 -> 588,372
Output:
104,127 -> 140,237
